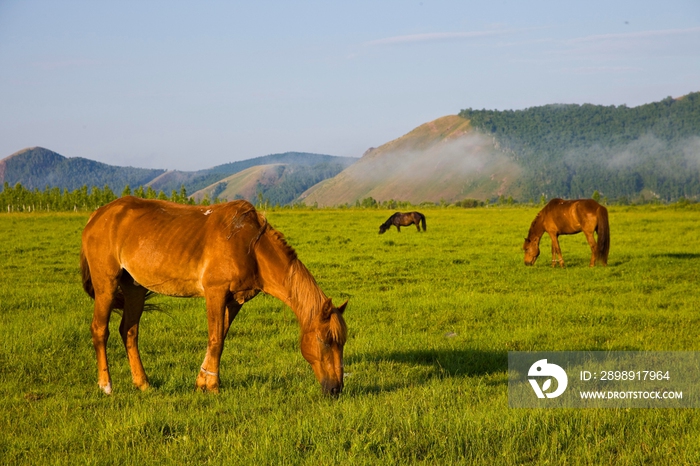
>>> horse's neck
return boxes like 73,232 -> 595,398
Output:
528,215 -> 545,241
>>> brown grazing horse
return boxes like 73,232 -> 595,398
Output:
378,211 -> 426,234
80,196 -> 347,396
523,198 -> 610,267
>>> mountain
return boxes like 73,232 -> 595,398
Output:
0,148 -> 356,204
301,92 -> 700,205
299,115 -> 521,206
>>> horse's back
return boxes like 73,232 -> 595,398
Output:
82,197 -> 263,297
542,198 -> 605,232
85,196 -> 257,239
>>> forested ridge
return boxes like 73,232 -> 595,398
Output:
460,92 -> 700,201
0,147 -> 165,193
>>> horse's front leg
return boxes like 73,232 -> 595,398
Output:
548,232 -> 564,267
197,287 -> 229,393
223,300 -> 242,340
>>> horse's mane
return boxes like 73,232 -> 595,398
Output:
380,212 -> 400,228
264,224 -> 346,344
266,226 -> 298,263
527,211 -> 544,239
286,258 -> 324,321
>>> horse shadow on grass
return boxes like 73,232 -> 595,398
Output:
145,349 -> 508,396
651,253 -> 700,260
345,348 -> 508,395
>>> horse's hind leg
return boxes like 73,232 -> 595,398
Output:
583,230 -> 598,267
118,274 -> 149,391
90,274 -> 119,395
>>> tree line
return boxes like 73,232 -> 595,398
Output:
0,182 -> 198,213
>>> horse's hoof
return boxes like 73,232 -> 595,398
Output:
135,381 -> 150,391
99,382 -> 113,395
195,384 -> 220,394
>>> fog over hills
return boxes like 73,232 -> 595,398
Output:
300,115 -> 520,206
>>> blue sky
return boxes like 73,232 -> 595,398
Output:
1,0 -> 699,171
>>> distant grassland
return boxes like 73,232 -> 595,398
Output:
2,205 -> 700,464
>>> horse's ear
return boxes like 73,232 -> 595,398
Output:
321,298 -> 333,319
337,300 -> 348,314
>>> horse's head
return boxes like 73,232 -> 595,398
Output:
378,224 -> 389,234
300,299 -> 348,396
523,237 -> 540,266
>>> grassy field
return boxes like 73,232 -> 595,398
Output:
2,204 -> 700,464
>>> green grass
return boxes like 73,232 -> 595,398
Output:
2,205 -> 700,464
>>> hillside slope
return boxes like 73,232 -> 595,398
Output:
191,165 -> 285,203
299,115 -> 520,206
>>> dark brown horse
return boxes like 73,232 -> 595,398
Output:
81,196 -> 347,395
378,211 -> 426,234
523,198 -> 610,267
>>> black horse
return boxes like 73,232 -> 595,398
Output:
379,212 -> 426,234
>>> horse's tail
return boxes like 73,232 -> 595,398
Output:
596,206 -> 610,265
80,247 -> 95,300
420,213 -> 426,231
80,245 -> 126,310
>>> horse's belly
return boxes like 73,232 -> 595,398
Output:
142,279 -> 203,297
124,261 -> 204,297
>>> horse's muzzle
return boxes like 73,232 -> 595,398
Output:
322,379 -> 343,397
